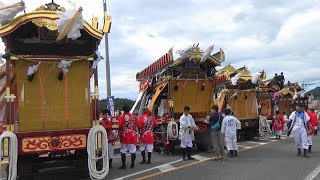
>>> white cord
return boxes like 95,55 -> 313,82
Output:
0,131 -> 18,180
167,121 -> 178,141
87,125 -> 109,180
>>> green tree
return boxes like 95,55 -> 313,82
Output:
99,98 -> 135,113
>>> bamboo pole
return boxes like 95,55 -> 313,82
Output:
0,2 -> 22,11
56,7 -> 83,41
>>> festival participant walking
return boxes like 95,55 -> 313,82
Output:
307,106 -> 318,152
100,109 -> 115,168
287,104 -> 310,158
179,106 -> 198,161
118,105 -> 139,169
138,106 -> 158,164
272,111 -> 285,139
204,105 -> 225,160
221,108 -> 241,157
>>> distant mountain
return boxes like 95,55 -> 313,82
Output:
99,98 -> 135,113
306,87 -> 320,98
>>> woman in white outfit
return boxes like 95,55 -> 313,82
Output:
221,108 -> 241,157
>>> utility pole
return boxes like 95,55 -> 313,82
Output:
103,0 -> 111,97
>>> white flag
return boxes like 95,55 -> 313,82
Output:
57,6 -> 84,40
200,45 -> 214,63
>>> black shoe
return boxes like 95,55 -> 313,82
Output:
234,150 -> 238,157
182,148 -> 187,161
297,149 -> 301,156
147,152 -> 152,164
131,153 -> 136,168
109,159 -> 112,169
304,149 -> 310,158
229,150 -> 234,157
119,153 -> 126,169
140,151 -> 146,164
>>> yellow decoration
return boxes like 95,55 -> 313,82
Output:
0,11 -> 103,39
92,17 -> 99,29
102,12 -> 112,33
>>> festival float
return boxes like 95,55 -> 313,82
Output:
215,64 -> 266,140
131,44 -> 225,153
215,64 -> 309,139
0,1 -> 112,179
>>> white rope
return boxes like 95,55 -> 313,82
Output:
87,125 -> 109,180
0,131 -> 18,180
167,121 -> 178,141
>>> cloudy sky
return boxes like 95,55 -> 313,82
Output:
2,0 -> 320,100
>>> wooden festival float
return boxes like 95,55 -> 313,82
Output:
131,44 -> 225,152
0,1 -> 112,179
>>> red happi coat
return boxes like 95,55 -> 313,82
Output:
307,111 -> 318,127
272,114 -> 285,131
101,115 -> 115,144
307,111 -> 318,136
138,113 -> 158,144
118,112 -> 139,145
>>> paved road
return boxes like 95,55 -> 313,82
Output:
29,135 -> 320,180
132,135 -> 320,180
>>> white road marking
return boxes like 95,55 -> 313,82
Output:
192,155 -> 210,161
158,164 -> 174,172
246,141 -> 267,145
113,152 -> 206,180
304,163 -> 320,180
237,145 -> 251,149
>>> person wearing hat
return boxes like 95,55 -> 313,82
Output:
138,106 -> 158,164
118,105 -> 139,169
287,104 -> 310,158
221,107 -> 241,157
179,106 -> 198,160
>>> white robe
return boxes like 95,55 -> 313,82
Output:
289,111 -> 310,150
221,115 -> 241,151
179,114 -> 196,148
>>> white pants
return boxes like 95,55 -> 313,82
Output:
293,128 -> 308,150
108,143 -> 114,159
139,143 -> 154,152
225,133 -> 238,151
307,136 -> 312,146
120,144 -> 137,154
275,130 -> 282,136
180,138 -> 193,148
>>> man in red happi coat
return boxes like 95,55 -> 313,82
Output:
118,105 -> 139,169
100,109 -> 116,168
138,106 -> 158,164
307,106 -> 318,152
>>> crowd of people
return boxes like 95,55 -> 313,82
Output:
100,102 -> 319,170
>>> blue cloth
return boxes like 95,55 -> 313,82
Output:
296,111 -> 304,119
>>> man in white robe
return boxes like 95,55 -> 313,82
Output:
288,104 -> 310,158
179,106 -> 198,160
221,108 -> 241,157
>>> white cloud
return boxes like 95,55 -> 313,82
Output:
1,0 -> 320,100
